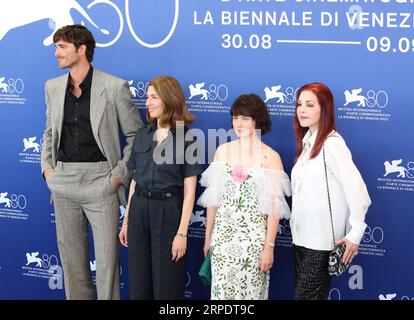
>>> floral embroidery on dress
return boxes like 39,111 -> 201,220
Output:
210,165 -> 269,300
197,161 -> 291,300
230,166 -> 249,183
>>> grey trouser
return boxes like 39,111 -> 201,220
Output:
47,161 -> 120,300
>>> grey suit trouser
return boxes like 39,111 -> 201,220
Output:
47,161 -> 120,300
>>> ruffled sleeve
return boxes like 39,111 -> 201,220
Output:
197,161 -> 227,208
254,169 -> 292,219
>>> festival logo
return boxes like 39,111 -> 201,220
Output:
0,191 -> 28,220
0,0 -> 178,48
0,0 -> 117,46
379,293 -> 397,300
338,87 -> 390,121
21,250 -> 63,290
383,159 -> 414,179
379,293 -> 414,300
264,85 -> 288,104
186,82 -> 229,114
188,209 -> 206,239
262,84 -> 298,117
19,136 -> 42,165
189,83 -> 211,101
360,224 -> 386,257
128,80 -> 148,110
0,74 -> 25,105
0,76 -> 9,93
378,159 -> 414,192
189,210 -> 206,227
0,192 -> 12,208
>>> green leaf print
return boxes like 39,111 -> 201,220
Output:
234,197 -> 245,212
241,257 -> 252,271
211,166 -> 270,299
212,284 -> 221,298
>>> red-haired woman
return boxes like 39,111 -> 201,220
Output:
290,83 -> 371,299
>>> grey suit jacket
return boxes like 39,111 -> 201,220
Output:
41,68 -> 143,205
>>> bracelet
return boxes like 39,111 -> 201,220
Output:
266,242 -> 275,248
176,232 -> 187,237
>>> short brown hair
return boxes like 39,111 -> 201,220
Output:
231,94 -> 271,134
147,76 -> 195,129
53,25 -> 96,62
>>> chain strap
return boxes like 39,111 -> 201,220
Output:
323,145 -> 336,247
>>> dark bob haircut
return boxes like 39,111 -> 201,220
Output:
230,94 -> 271,134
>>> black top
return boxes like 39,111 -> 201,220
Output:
57,66 -> 107,162
128,126 -> 204,191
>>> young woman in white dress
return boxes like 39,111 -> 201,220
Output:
198,94 -> 291,300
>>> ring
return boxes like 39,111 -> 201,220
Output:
353,252 -> 358,256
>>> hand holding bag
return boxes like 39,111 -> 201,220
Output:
198,251 -> 211,285
323,146 -> 350,276
328,242 -> 348,276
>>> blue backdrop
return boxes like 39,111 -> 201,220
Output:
0,0 -> 413,300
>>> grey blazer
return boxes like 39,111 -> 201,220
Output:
41,68 -> 142,205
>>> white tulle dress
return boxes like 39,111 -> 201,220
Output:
198,161 -> 291,300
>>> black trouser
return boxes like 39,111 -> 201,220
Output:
293,244 -> 332,300
127,190 -> 185,300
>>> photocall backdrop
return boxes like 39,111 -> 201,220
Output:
0,0 -> 413,300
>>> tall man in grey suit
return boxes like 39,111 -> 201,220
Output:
41,25 -> 142,300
